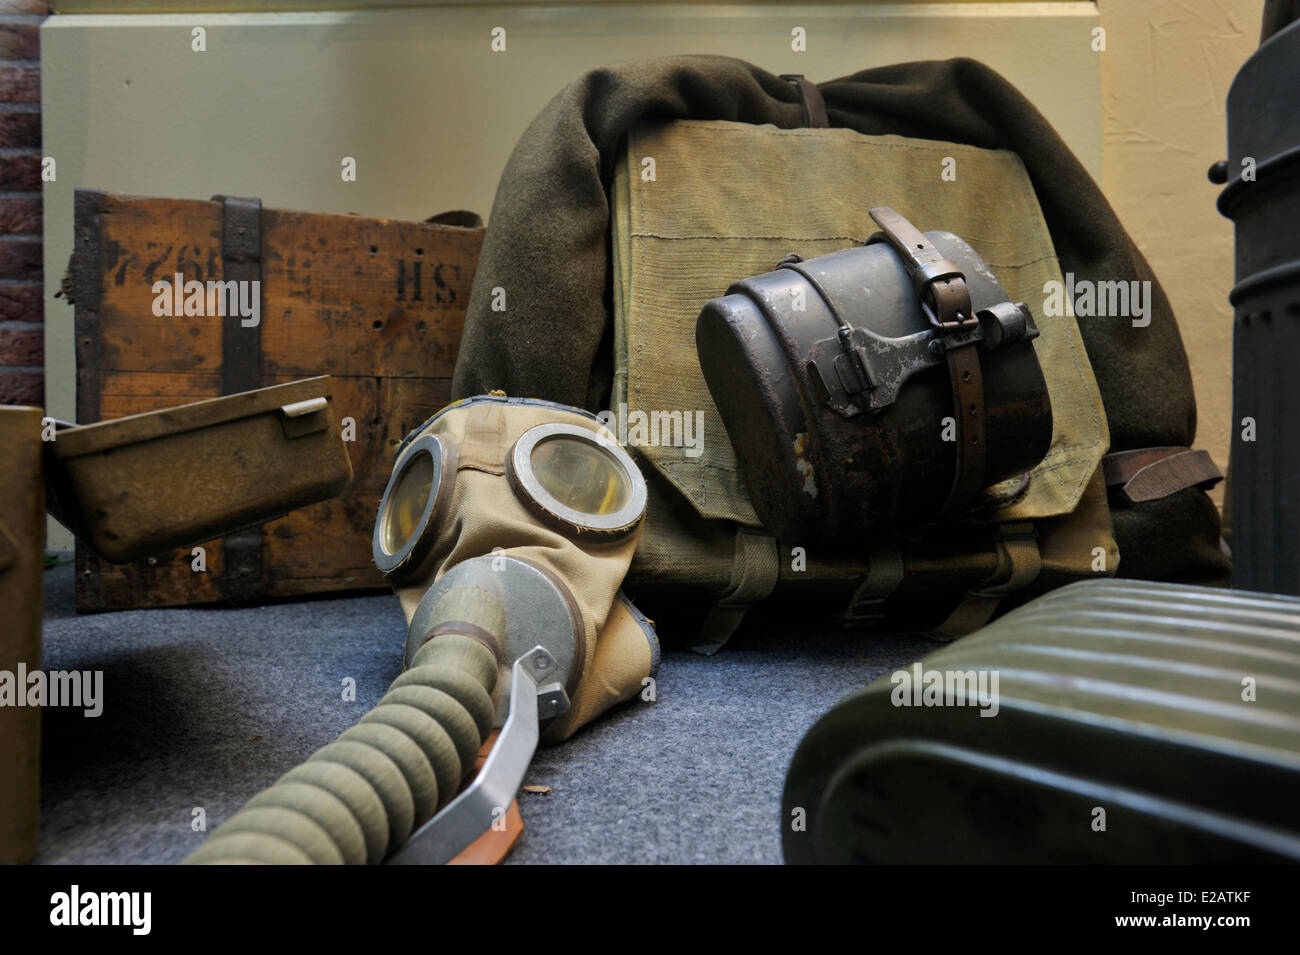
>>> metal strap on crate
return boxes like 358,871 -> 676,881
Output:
213,194 -> 266,604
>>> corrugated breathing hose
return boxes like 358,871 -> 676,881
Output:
184,586 -> 505,864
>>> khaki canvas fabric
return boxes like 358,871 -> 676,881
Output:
612,119 -> 1109,528
452,55 -> 1229,598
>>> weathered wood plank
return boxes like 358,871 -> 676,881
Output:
92,198 -> 475,378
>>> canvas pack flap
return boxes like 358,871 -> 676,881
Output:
611,119 -> 1108,528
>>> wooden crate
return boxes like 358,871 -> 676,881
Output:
69,190 -> 483,612
0,407 -> 43,862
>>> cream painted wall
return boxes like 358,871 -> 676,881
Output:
1095,0 -> 1260,502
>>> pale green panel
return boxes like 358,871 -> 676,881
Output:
41,4 -> 1099,546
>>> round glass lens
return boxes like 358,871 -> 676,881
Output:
383,450 -> 434,555
530,435 -> 631,517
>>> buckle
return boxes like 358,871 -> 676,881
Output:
867,206 -> 976,331
919,283 -> 980,332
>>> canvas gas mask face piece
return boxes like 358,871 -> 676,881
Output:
368,395 -> 657,862
374,395 -> 654,733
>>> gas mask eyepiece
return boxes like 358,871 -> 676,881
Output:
373,433 -> 457,576
507,423 -> 647,538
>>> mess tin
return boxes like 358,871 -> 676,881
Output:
45,376 -> 352,564
696,207 -> 1053,545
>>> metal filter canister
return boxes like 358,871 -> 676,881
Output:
696,227 -> 1052,546
1215,16 -> 1300,595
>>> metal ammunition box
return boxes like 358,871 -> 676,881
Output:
46,377 -> 352,579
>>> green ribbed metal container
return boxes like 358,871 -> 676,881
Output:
783,579 -> 1300,863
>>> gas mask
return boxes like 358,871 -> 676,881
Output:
186,394 -> 657,866
372,394 -> 658,745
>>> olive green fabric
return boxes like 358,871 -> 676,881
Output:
612,118 -> 1108,527
451,54 -> 1228,591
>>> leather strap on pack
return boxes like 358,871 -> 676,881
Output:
1103,446 -> 1223,503
936,521 -> 1041,639
867,207 -> 986,517
690,526 -> 781,655
780,74 -> 829,128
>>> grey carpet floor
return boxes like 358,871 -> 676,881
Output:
35,561 -> 938,865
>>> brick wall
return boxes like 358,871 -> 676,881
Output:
0,1 -> 45,407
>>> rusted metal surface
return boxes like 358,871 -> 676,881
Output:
45,376 -> 352,567
696,225 -> 1051,545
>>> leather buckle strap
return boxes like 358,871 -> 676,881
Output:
944,343 -> 987,517
1103,447 -> 1223,503
863,207 -> 987,517
867,206 -> 976,331
779,74 -> 829,129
